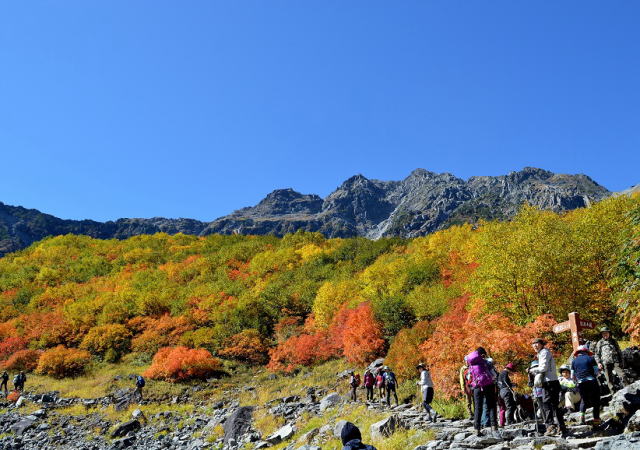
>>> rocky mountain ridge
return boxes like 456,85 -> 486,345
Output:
0,167 -> 614,255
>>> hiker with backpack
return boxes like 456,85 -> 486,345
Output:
530,338 -> 568,438
13,371 -> 26,392
375,368 -> 386,402
416,363 -> 439,422
341,421 -> 377,450
497,363 -> 518,425
363,369 -> 375,402
348,370 -> 361,402
134,375 -> 145,401
571,345 -> 601,426
594,327 -> 626,393
383,366 -> 399,407
466,347 -> 498,436
460,357 -> 474,419
1,371 -> 8,395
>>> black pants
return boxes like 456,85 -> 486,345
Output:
0,380 -> 7,394
473,385 -> 497,430
422,387 -> 436,415
350,385 -> 357,401
366,386 -> 374,401
578,379 -> 600,420
500,388 -> 516,424
542,380 -> 566,431
386,384 -> 398,406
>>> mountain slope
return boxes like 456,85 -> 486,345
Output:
0,167 -> 612,255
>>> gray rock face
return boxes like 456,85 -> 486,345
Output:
609,380 -> 640,418
202,167 -> 611,239
0,167 -> 613,256
370,414 -> 405,440
111,420 -> 141,438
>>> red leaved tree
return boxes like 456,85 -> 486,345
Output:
144,346 -> 222,381
342,302 -> 385,365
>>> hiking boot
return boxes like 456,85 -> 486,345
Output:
544,425 -> 558,436
476,429 -> 483,437
431,412 -> 439,423
560,429 -> 570,439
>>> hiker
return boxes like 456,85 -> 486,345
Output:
383,366 -> 399,407
558,365 -> 581,412
416,363 -> 439,422
571,345 -> 601,425
363,369 -> 375,402
1,371 -> 8,395
466,347 -> 498,436
530,338 -> 568,438
460,357 -> 474,419
134,374 -> 145,401
498,363 -> 517,425
594,326 -> 626,393
341,421 -> 377,450
348,370 -> 361,402
13,371 -> 26,392
375,368 -> 386,402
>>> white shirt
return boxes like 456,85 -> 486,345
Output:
533,347 -> 558,382
418,369 -> 434,390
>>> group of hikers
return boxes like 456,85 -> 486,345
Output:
460,326 -> 626,438
0,370 -> 27,395
344,325 -> 628,445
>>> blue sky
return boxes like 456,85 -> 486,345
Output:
1,1 -> 639,221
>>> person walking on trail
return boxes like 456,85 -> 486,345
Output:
13,371 -> 26,392
1,371 -> 8,395
134,375 -> 145,401
498,363 -> 517,425
383,366 -> 399,407
341,421 -> 377,450
460,357 -> 474,420
558,365 -> 581,412
348,370 -> 361,402
466,347 -> 499,436
416,363 -> 439,423
571,345 -> 601,426
530,338 -> 568,438
363,369 -> 375,402
375,368 -> 386,402
594,327 -> 626,393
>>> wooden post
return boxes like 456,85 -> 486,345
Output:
552,311 -> 595,351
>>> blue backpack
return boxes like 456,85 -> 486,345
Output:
136,376 -> 145,387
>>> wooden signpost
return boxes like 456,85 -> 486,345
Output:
552,311 -> 595,351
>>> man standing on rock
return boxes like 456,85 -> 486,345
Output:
497,363 -> 517,425
383,366 -> 398,407
530,338 -> 568,438
416,363 -> 439,422
594,327 -> 626,393
363,369 -> 375,402
466,347 -> 499,436
348,370 -> 360,402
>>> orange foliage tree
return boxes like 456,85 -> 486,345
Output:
0,337 -> 27,361
144,346 -> 222,381
342,302 -> 385,365
130,315 -> 193,356
218,329 -> 269,365
385,321 -> 433,379
36,346 -> 92,378
3,349 -> 43,372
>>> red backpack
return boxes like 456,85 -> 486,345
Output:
351,373 -> 361,387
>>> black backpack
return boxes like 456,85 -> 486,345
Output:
136,376 -> 145,387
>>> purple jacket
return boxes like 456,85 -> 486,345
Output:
466,350 -> 495,388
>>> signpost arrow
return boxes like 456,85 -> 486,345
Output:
552,312 -> 595,351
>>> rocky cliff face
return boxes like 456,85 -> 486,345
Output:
0,167 -> 613,255
202,167 -> 610,239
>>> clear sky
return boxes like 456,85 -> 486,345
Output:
1,1 -> 639,222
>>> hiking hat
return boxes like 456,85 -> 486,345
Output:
416,363 -> 426,369
530,360 -> 539,368
559,365 -> 570,373
531,338 -> 547,346
505,363 -> 516,371
600,326 -> 611,333
574,345 -> 593,357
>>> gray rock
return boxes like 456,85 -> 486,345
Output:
627,410 -> 640,433
267,423 -> 296,444
223,406 -> 254,446
608,380 -> 640,419
111,420 -> 141,438
15,396 -> 26,408
334,420 -> 349,438
370,415 -> 404,440
10,418 -> 35,436
297,446 -> 322,450
319,393 -> 342,411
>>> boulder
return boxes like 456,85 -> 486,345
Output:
15,396 -> 26,408
111,420 -> 141,438
608,381 -> 640,419
112,435 -> 136,449
320,393 -> 342,411
595,432 -> 640,449
334,420 -> 349,438
626,410 -> 640,433
267,423 -> 296,444
370,415 -> 404,440
223,406 -> 254,446
297,446 -> 322,450
10,418 -> 35,436
368,358 -> 385,372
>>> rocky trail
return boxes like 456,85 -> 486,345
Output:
2,380 -> 640,450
